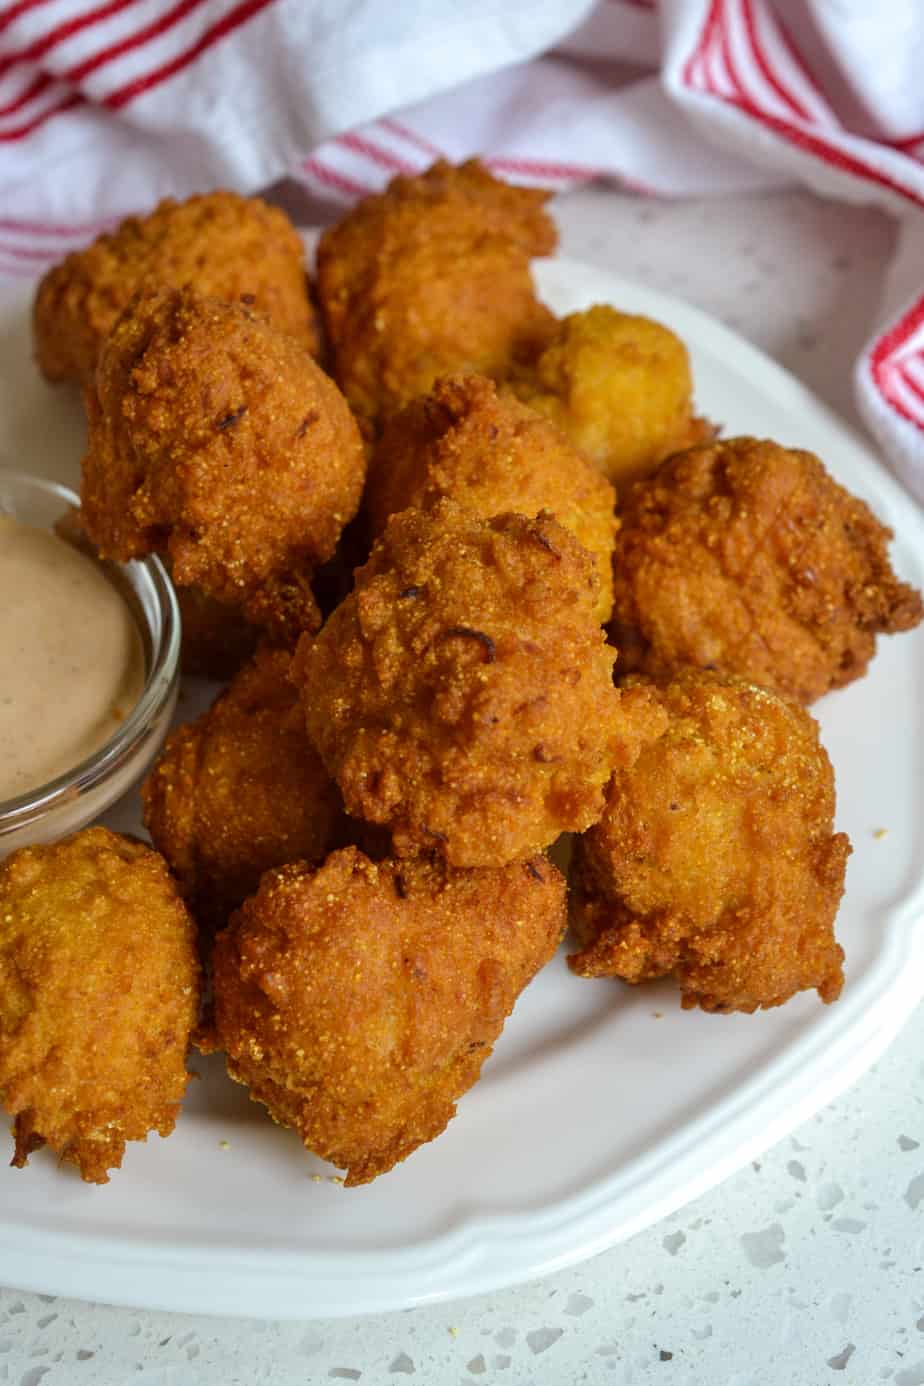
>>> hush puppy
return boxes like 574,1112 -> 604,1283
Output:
316,159 -> 557,436
507,305 -> 711,487
143,646 -> 343,934
34,190 -> 319,386
208,846 -> 566,1184
81,286 -> 366,642
366,373 -> 617,623
610,436 -> 923,703
0,828 -> 200,1183
294,500 -> 626,867
568,672 -> 850,1013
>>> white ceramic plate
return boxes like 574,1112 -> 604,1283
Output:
0,257 -> 923,1320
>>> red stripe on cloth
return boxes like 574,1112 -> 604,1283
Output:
0,213 -> 117,235
377,117 -> 442,159
772,11 -> 828,105
104,0 -> 278,109
686,0 -> 738,97
488,154 -> 656,195
0,238 -> 65,259
887,130 -> 924,152
888,368 -> 924,426
64,0 -> 211,83
715,1 -> 749,101
486,156 -> 605,181
683,0 -> 724,87
870,297 -> 924,432
335,131 -> 416,175
685,0 -> 924,212
300,156 -> 372,199
705,12 -> 740,99
0,0 -> 137,79
900,359 -> 924,404
0,68 -> 49,116
0,88 -> 81,139
0,0 -> 56,34
741,0 -> 812,122
901,354 -> 924,391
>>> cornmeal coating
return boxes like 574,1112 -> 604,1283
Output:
568,672 -> 850,1013
143,646 -> 342,933
316,159 -> 557,436
34,191 -> 319,386
208,846 -> 565,1184
0,828 -> 200,1183
507,305 -> 712,487
366,374 -> 617,623
81,286 -> 365,642
295,501 -> 630,867
610,437 -> 923,703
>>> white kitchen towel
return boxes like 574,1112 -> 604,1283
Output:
2,0 -> 924,501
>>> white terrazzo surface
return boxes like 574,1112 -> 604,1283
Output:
2,186 -> 921,1384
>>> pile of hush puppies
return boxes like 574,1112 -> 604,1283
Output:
0,161 -> 920,1188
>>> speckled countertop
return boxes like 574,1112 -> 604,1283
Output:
3,187 -> 921,1386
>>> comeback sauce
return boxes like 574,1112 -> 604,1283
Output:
0,515 -> 145,802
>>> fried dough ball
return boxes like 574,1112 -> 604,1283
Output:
208,846 -> 565,1184
507,305 -> 712,487
295,500 -> 634,867
81,286 -> 365,642
316,159 -> 557,436
143,646 -> 342,933
34,191 -> 319,386
610,437 -> 923,703
366,374 -> 617,623
0,828 -> 200,1183
568,672 -> 850,1013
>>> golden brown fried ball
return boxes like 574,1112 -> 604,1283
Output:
366,374 -> 617,623
81,285 -> 365,643
610,436 -> 923,704
316,159 -> 557,436
295,499 -> 638,867
0,828 -> 200,1183
34,191 -> 319,387
143,646 -> 342,933
569,671 -> 850,1013
208,846 -> 565,1184
507,305 -> 712,487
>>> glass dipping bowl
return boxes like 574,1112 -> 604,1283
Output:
0,469 -> 180,857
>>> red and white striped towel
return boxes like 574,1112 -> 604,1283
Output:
2,0 -> 924,502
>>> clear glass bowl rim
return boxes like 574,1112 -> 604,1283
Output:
0,468 -> 180,831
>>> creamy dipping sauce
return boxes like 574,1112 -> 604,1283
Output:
0,515 -> 146,802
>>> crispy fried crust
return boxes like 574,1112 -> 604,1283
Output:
209,847 -> 566,1184
294,500 -> 629,866
568,671 -> 850,1013
80,285 -> 365,642
610,436 -> 923,703
0,828 -> 200,1183
316,159 -> 557,436
366,374 -> 618,623
34,191 -> 319,386
507,305 -> 711,487
143,646 -> 343,934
